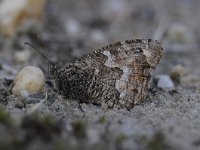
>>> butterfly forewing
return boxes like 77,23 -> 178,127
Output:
51,39 -> 163,109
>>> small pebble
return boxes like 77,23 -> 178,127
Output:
170,65 -> 187,82
155,75 -> 175,89
12,66 -> 45,96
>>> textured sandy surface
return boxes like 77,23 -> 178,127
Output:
0,0 -> 200,149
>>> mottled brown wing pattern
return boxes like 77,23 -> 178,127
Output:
51,39 -> 163,109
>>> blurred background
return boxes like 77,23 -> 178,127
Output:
1,0 -> 200,75
1,0 -> 200,150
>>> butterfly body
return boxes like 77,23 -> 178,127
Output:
50,39 -> 163,109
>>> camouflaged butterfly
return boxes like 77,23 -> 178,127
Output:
27,39 -> 163,109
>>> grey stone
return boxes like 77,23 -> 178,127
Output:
155,75 -> 175,89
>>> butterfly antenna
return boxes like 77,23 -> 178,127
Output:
24,42 -> 54,66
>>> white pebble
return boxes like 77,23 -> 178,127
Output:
12,66 -> 45,96
155,75 -> 175,89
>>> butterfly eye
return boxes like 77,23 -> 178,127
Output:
135,47 -> 143,53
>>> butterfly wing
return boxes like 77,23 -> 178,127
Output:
55,39 -> 163,109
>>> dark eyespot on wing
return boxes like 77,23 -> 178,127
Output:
135,47 -> 143,53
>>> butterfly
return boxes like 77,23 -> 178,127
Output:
26,39 -> 163,109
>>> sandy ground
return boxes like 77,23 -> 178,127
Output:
1,0 -> 200,149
